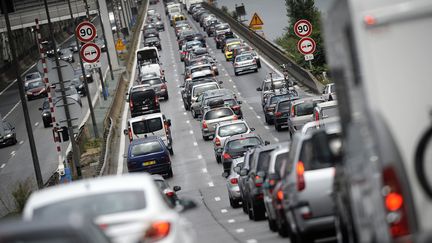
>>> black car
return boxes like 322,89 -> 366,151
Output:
241,144 -> 279,221
143,28 -> 160,39
273,97 -> 299,131
221,133 -> 269,173
0,121 -> 17,147
155,21 -> 165,31
215,31 -> 234,49
75,67 -> 93,83
263,92 -> 297,124
144,36 -> 162,50
39,98 -> 52,128
127,85 -> 161,118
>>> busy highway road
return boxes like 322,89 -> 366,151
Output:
115,2 -> 317,242
0,17 -> 110,215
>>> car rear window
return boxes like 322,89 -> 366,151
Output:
33,191 -> 146,219
299,136 -> 338,171
131,90 -> 155,103
271,94 -> 291,104
275,152 -> 289,173
224,99 -> 236,106
132,118 -> 163,134
277,101 -> 291,111
227,137 -> 261,150
141,78 -> 162,86
219,123 -> 248,137
205,108 -> 233,120
193,84 -> 218,97
153,179 -> 168,190
294,101 -> 318,116
131,141 -> 163,156
257,150 -> 273,172
191,66 -> 211,73
235,55 -> 253,62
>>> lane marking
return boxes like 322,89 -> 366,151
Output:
221,209 -> 228,213
183,112 -> 187,115
3,101 -> 21,120
197,154 -> 202,159
274,137 -> 280,142
193,142 -> 198,146
34,122 -> 39,127
189,130 -> 194,134
186,120 -> 190,124
214,196 -> 221,201
264,126 -> 270,130
19,140 -> 24,145
232,85 -> 236,88
249,106 -> 253,110
256,115 -> 261,119
235,228 -> 245,233
208,182 -> 215,187
228,219 -> 235,223
0,164 -> 5,169
246,239 -> 258,243
202,168 -> 208,173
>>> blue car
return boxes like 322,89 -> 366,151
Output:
127,136 -> 173,177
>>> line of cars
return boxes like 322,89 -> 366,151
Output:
182,4 -> 346,243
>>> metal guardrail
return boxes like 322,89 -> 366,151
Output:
98,117 -> 113,176
202,2 -> 320,94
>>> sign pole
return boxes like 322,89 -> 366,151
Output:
98,67 -> 108,100
68,0 -> 99,138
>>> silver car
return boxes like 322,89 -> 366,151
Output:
190,82 -> 220,105
287,97 -> 324,138
233,53 -> 258,76
321,83 -> 336,101
223,157 -> 245,208
213,120 -> 253,163
281,122 -> 341,242
139,73 -> 169,100
201,107 -> 237,140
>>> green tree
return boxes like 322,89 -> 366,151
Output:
278,0 -> 327,75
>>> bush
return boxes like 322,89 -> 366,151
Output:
12,179 -> 32,213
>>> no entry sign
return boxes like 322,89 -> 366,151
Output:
75,21 -> 97,43
80,43 -> 101,63
297,37 -> 316,55
294,19 -> 312,38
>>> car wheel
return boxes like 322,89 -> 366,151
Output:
275,124 -> 282,131
43,121 -> 50,128
278,215 -> 290,238
13,138 -> 18,145
216,154 -> 221,163
234,71 -> 239,76
297,233 -> 313,243
164,94 -> 169,100
229,197 -> 240,208
289,130 -> 293,139
242,198 -> 248,213
202,135 -> 209,141
265,115 -> 271,124
166,167 -> 173,178
253,203 -> 265,221
254,68 -> 258,73
215,71 -> 219,75
268,217 -> 278,232
248,201 -> 255,220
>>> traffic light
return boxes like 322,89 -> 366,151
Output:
58,126 -> 69,142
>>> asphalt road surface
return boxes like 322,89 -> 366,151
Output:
116,2 -> 317,242
0,17 -> 110,215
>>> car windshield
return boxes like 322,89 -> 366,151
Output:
270,94 -> 291,104
204,108 -> 233,120
264,81 -> 284,91
193,84 -> 218,97
141,78 -> 162,86
132,118 -> 163,134
275,152 -> 289,172
235,55 -> 253,62
145,37 -> 159,42
227,137 -> 261,150
131,141 -> 163,156
300,135 -> 339,170
33,191 -> 146,219
219,123 -> 248,137
27,81 -> 44,89
186,41 -> 202,49
131,90 -> 154,103
25,73 -> 39,80
191,66 -> 211,73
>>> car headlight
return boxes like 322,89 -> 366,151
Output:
42,112 -> 50,117
5,133 -> 12,138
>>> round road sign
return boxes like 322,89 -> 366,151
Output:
297,37 -> 316,55
294,19 -> 312,38
80,43 -> 101,63
75,21 -> 97,43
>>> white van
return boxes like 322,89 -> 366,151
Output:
124,113 -> 173,155
136,47 -> 164,81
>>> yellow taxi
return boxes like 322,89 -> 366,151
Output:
224,41 -> 242,61
171,14 -> 187,26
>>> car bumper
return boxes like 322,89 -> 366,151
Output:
128,163 -> 171,175
202,128 -> 215,137
156,89 -> 168,97
295,214 -> 335,235
0,137 -> 15,146
131,108 -> 161,117
235,64 -> 258,73
27,92 -> 46,100
274,117 -> 288,126
228,185 -> 241,199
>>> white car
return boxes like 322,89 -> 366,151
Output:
213,120 -> 254,163
23,174 -> 197,243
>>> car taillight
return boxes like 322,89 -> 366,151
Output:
230,178 -> 238,184
275,112 -> 282,117
315,111 -> 319,121
98,223 -> 109,230
165,191 -> 175,197
297,161 -> 305,191
291,106 -> 295,117
222,152 -> 231,160
382,166 -> 410,238
144,221 -> 171,241
215,137 -> 221,146
129,100 -> 133,110
277,189 -> 284,201
231,105 -> 240,111
155,96 -> 159,106
233,115 -> 238,120
255,175 -> 263,187
161,83 -> 167,90
128,128 -> 132,141
202,121 -> 208,129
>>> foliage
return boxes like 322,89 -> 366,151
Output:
11,180 -> 32,213
279,0 -> 327,72
221,5 -> 229,13
84,138 -> 102,151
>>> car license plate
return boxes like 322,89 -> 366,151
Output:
141,106 -> 148,110
143,160 -> 156,166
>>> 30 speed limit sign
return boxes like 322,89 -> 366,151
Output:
294,19 -> 312,38
75,21 -> 97,43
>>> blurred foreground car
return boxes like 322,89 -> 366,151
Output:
152,174 -> 181,206
23,174 -> 197,243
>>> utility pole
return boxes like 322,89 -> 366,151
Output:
1,1 -> 43,188
97,0 -> 115,80
66,0 -> 99,138
43,0 -> 82,178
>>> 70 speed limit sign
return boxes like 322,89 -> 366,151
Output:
294,19 -> 312,38
75,21 -> 97,43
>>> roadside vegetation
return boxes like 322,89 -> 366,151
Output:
276,0 -> 328,80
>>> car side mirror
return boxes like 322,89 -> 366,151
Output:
173,186 -> 181,192
178,198 -> 197,212
222,171 -> 229,178
250,127 -> 255,131
256,87 -> 262,91
123,129 -> 128,135
238,100 -> 242,104
240,169 -> 248,176
233,166 -> 241,173
38,107 -> 43,111
264,141 -> 270,145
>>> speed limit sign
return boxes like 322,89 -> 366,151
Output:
294,19 -> 312,38
75,21 -> 97,43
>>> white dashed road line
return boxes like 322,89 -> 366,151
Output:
202,168 -> 208,173
228,219 -> 236,223
236,228 -> 245,233
0,164 -> 5,169
221,209 -> 228,213
214,196 -> 221,201
208,182 -> 215,187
